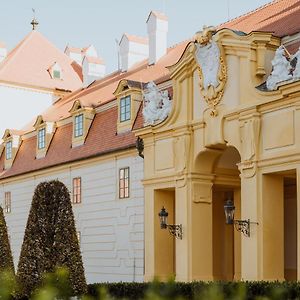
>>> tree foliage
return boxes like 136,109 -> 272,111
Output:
0,205 -> 15,273
17,180 -> 87,297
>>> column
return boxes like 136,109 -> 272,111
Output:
261,174 -> 284,280
176,175 -> 214,281
240,172 -> 260,280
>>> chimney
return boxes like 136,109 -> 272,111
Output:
82,56 -> 106,86
119,33 -> 149,72
146,11 -> 168,65
0,42 -> 7,63
65,46 -> 83,66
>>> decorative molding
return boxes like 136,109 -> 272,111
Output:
194,26 -> 227,117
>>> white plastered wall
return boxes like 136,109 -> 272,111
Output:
0,155 -> 144,283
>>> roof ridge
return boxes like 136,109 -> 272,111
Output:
218,0 -> 278,28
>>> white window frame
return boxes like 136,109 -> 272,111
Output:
120,96 -> 131,122
72,177 -> 82,204
119,167 -> 130,199
4,192 -> 11,213
6,141 -> 12,160
74,114 -> 84,137
38,128 -> 46,149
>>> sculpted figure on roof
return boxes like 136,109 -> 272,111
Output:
142,81 -> 172,125
194,26 -> 226,117
266,46 -> 292,90
292,47 -> 300,80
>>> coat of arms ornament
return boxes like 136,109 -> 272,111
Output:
194,26 -> 227,116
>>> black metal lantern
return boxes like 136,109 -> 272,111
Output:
158,206 -> 168,229
223,197 -> 258,237
158,206 -> 182,239
224,199 -> 235,225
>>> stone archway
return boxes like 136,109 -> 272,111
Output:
192,146 -> 241,281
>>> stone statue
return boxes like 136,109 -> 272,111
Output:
142,81 -> 172,125
292,47 -> 300,80
266,46 -> 292,90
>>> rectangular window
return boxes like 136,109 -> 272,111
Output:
53,70 -> 61,79
4,192 -> 11,213
72,177 -> 81,204
74,114 -> 84,137
119,167 -> 130,199
38,128 -> 46,149
120,96 -> 131,122
6,141 -> 12,160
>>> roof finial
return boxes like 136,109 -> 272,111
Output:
31,8 -> 39,30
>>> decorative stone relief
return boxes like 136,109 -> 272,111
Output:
239,115 -> 261,178
240,119 -> 260,161
142,81 -> 172,125
266,46 -> 292,90
192,182 -> 212,204
194,26 -> 227,117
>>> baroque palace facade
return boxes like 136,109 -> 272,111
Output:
1,0 -> 300,283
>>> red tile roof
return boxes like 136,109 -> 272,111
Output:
0,31 -> 83,91
0,107 -> 137,179
220,0 -> 300,37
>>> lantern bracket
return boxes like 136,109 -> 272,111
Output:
167,224 -> 182,240
234,219 -> 259,237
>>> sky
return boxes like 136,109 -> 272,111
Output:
0,0 -> 272,73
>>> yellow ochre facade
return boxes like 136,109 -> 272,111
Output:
136,28 -> 300,282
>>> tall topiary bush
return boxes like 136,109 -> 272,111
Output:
17,180 -> 87,297
0,205 -> 15,273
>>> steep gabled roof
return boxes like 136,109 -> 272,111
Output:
220,0 -> 300,37
0,30 -> 83,91
22,40 -> 188,132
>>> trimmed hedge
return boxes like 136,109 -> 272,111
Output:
17,180 -> 87,297
87,281 -> 300,300
0,206 -> 14,273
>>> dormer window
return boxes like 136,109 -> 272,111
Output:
6,141 -> 12,160
74,114 -> 84,137
53,69 -> 61,79
2,129 -> 22,169
69,100 -> 95,148
114,80 -> 144,134
38,128 -> 46,149
34,115 -> 56,159
49,62 -> 62,80
120,96 -> 131,122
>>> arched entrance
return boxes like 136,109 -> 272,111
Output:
195,146 -> 241,281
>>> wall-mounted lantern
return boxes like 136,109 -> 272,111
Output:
158,206 -> 182,239
224,198 -> 258,237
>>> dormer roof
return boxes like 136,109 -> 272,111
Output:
114,79 -> 147,95
121,34 -> 149,45
0,30 -> 83,91
83,56 -> 104,64
146,11 -> 168,23
2,129 -> 25,140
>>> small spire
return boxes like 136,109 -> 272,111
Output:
31,8 -> 38,30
